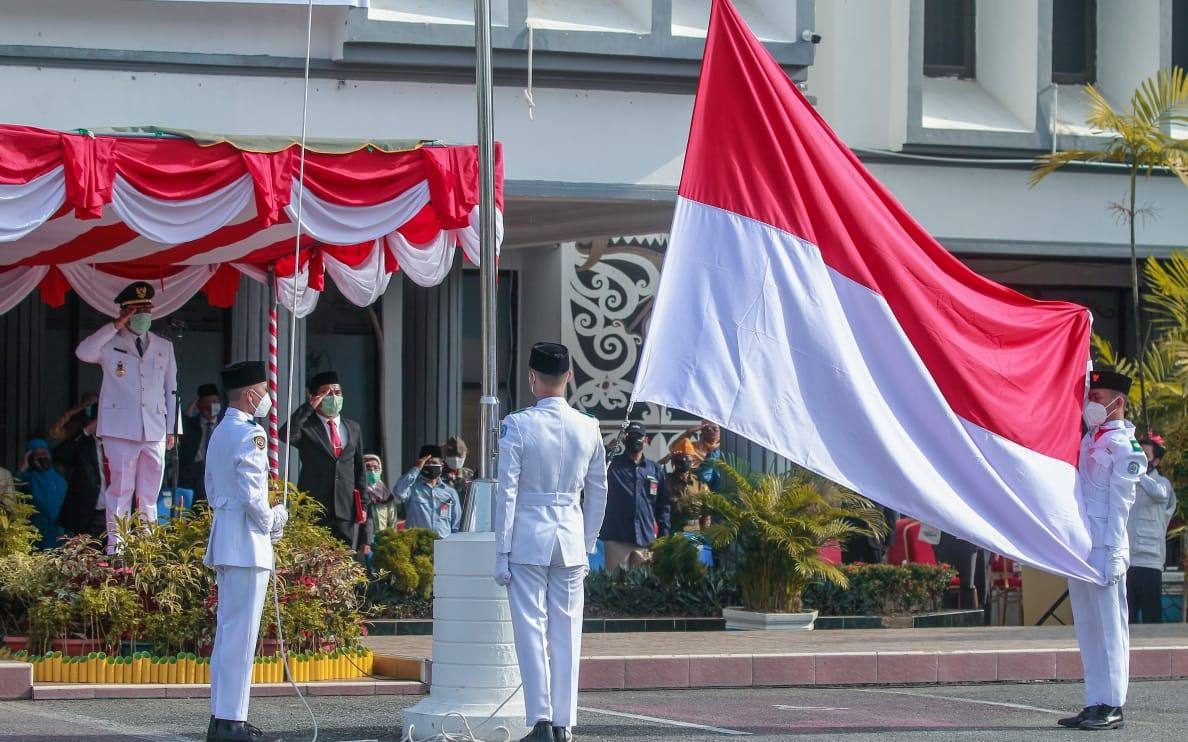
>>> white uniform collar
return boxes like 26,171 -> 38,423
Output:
535,396 -> 569,409
224,407 -> 254,423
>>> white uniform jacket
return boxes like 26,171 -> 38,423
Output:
76,323 -> 177,442
1127,469 -> 1177,570
1078,420 -> 1146,559
204,408 -> 276,570
494,396 -> 608,567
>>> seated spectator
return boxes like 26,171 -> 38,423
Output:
364,453 -> 397,536
18,439 -> 67,549
667,420 -> 723,491
54,413 -> 107,539
442,435 -> 474,510
393,445 -> 462,538
47,392 -> 99,444
666,452 -> 711,531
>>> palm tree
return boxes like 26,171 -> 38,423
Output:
696,463 -> 887,613
1030,66 -> 1188,432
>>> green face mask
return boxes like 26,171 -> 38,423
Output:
129,313 -> 152,335
366,470 -> 381,486
319,394 -> 344,417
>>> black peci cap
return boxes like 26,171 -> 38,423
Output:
197,383 -> 219,398
307,370 -> 340,394
419,444 -> 443,460
1089,367 -> 1132,394
221,361 -> 267,390
115,281 -> 155,307
529,342 -> 570,376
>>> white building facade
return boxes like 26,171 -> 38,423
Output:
1,0 -> 1186,469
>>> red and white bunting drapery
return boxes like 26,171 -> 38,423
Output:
0,125 -> 504,318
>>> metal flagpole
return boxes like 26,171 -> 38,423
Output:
467,0 -> 499,531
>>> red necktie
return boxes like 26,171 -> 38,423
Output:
328,419 -> 343,458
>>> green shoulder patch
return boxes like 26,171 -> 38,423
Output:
1131,439 -> 1142,453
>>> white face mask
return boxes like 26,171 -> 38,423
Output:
210,402 -> 222,419
252,390 -> 273,419
1082,399 -> 1116,429
446,456 -> 465,470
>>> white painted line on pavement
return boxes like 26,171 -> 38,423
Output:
3,702 -> 198,742
578,705 -> 752,736
773,704 -> 850,711
853,688 -> 1065,714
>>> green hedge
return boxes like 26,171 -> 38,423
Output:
802,563 -> 957,617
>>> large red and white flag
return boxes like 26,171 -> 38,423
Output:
633,0 -> 1098,581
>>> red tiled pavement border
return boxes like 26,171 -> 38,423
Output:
0,662 -> 33,700
938,652 -> 998,683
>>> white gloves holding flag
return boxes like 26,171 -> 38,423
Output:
493,553 -> 511,587
1090,547 -> 1127,586
270,504 -> 289,545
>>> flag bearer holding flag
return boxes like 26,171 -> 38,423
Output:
1059,368 -> 1146,731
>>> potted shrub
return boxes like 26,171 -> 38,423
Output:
698,463 -> 887,630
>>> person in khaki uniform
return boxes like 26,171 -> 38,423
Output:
493,342 -> 608,742
666,452 -> 711,531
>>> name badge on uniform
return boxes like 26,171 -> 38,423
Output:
115,361 -> 126,377
438,501 -> 451,517
647,476 -> 659,498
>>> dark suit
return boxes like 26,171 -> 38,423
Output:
53,432 -> 106,538
278,403 -> 366,548
178,412 -> 218,502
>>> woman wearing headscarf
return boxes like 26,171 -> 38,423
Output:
18,439 -> 67,549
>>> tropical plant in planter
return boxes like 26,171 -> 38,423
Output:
697,463 -> 887,629
0,479 -> 38,558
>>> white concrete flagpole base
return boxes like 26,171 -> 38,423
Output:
401,532 -> 529,740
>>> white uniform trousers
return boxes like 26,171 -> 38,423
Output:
1068,576 -> 1129,707
211,566 -> 271,722
101,437 -> 165,553
507,558 -> 587,728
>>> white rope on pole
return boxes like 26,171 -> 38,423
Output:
270,2 -> 319,741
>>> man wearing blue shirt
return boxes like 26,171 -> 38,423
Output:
393,444 -> 462,538
599,422 -> 672,570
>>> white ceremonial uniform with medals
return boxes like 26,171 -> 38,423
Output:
204,407 -> 279,723
76,322 -> 177,552
1069,418 -> 1146,709
494,397 -> 608,731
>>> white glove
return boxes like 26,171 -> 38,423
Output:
1105,549 -> 1127,586
270,504 -> 289,544
1090,547 -> 1127,585
493,553 -> 512,587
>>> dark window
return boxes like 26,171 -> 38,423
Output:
924,0 -> 976,78
1052,0 -> 1096,84
1174,0 -> 1188,72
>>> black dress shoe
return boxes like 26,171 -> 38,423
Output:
206,716 -> 218,742
520,720 -> 555,742
553,726 -> 573,741
209,719 -> 282,742
1057,706 -> 1095,728
1079,705 -> 1124,731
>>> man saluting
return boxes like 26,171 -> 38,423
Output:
204,362 -> 288,742
493,342 -> 608,742
1059,367 -> 1146,731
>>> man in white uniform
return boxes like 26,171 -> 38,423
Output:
204,361 -> 287,742
493,342 -> 608,742
1059,368 -> 1147,731
75,281 -> 177,553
